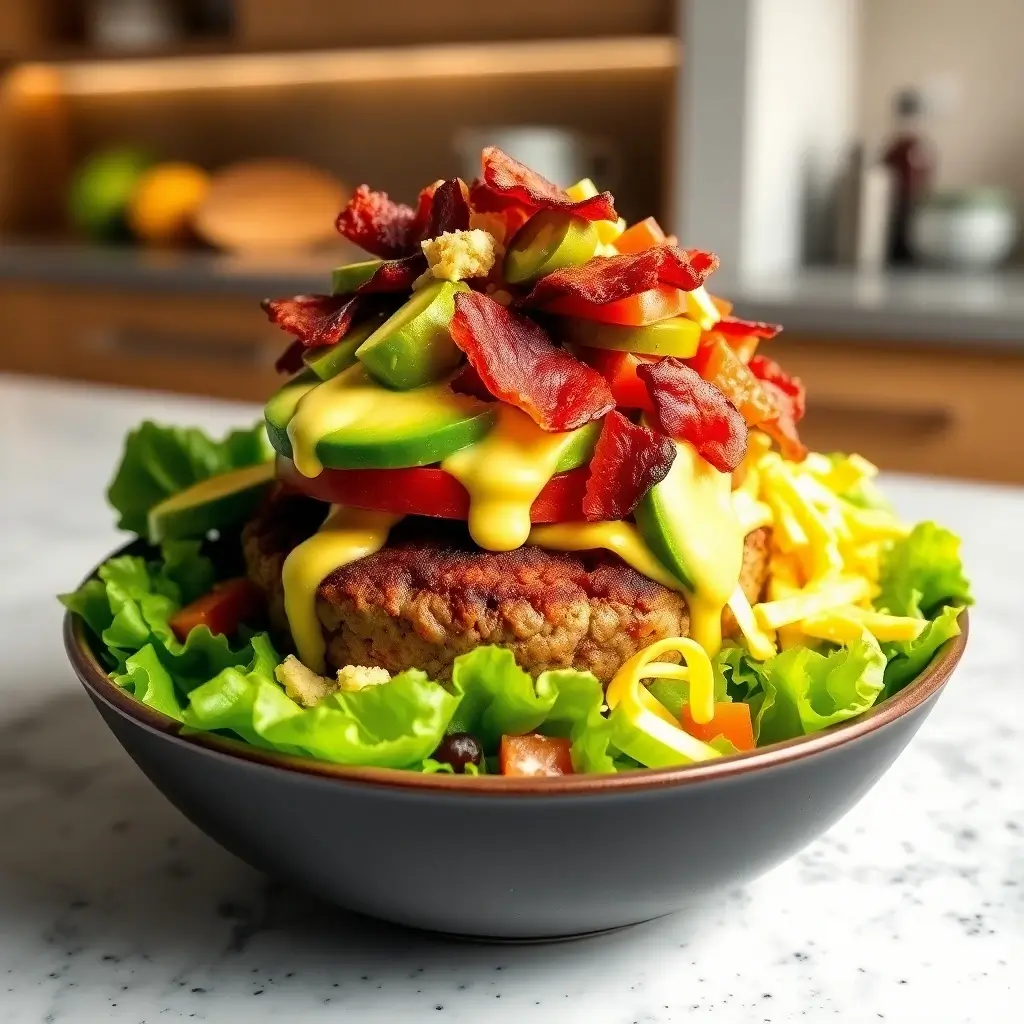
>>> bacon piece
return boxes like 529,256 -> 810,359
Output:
749,355 -> 806,420
449,292 -> 614,432
523,247 -> 720,309
637,358 -> 748,474
582,411 -> 676,521
449,363 -> 495,402
749,354 -> 807,461
475,146 -> 618,222
261,294 -> 362,349
335,185 -> 420,259
356,254 -> 427,294
274,340 -> 306,375
424,178 -> 471,238
714,316 -> 783,341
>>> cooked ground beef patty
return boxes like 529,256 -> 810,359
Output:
243,489 -> 770,684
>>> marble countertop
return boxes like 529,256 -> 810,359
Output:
0,375 -> 1020,1023
3,242 -> 1024,345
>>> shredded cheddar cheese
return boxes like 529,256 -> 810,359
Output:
722,437 -> 910,659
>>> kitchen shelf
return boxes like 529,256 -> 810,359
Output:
29,35 -> 676,95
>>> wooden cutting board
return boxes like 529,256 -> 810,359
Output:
193,159 -> 348,252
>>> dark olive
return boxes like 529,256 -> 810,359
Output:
432,732 -> 484,774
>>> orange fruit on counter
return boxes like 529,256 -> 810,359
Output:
128,162 -> 211,247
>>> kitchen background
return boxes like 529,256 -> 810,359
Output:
0,0 -> 1021,483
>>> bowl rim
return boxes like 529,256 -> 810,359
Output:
64,549 -> 968,797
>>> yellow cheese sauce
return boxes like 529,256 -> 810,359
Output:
657,440 -> 746,656
287,365 -> 483,479
528,521 -> 684,591
281,506 -> 401,674
441,404 -> 585,552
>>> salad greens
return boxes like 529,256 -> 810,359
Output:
62,424 -> 971,773
108,421 -> 271,536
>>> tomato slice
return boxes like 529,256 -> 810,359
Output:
575,347 -> 657,412
544,284 -> 688,326
169,577 -> 265,643
499,734 -> 575,776
680,702 -> 755,752
277,458 -> 589,523
687,334 -> 778,427
613,216 -> 668,255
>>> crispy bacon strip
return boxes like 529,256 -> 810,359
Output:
449,292 -> 614,432
582,411 -> 676,521
637,358 -> 748,474
749,354 -> 807,461
335,185 -> 421,259
523,247 -> 720,309
261,294 -> 362,349
424,178 -> 471,238
356,254 -> 427,294
475,146 -> 618,222
749,355 -> 805,421
715,316 -> 783,340
274,340 -> 306,375
449,363 -> 495,403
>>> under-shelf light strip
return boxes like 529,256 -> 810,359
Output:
39,37 -> 676,96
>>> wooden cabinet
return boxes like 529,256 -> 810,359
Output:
0,282 -> 282,402
771,335 -> 1024,485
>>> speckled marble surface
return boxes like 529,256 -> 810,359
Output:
0,375 -> 1020,1023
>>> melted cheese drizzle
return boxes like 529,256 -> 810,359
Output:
661,441 -> 745,656
282,506 -> 402,673
287,365 -> 469,479
528,521 -> 683,591
441,404 -> 583,552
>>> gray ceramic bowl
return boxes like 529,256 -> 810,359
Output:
64,576 -> 967,940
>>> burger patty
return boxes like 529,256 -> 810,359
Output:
243,489 -> 770,684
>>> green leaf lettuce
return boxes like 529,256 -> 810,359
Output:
107,421 -> 271,536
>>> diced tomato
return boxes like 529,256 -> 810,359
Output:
277,459 -> 589,524
499,734 -> 575,776
168,578 -> 265,643
687,334 -> 778,427
543,284 -> 688,326
710,295 -> 734,318
680,702 -> 755,752
575,347 -> 657,412
729,335 -> 760,365
614,216 -> 668,254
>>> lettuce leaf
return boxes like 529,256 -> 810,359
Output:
754,634 -> 886,745
714,644 -> 769,703
880,603 -> 962,701
179,638 -> 459,768
877,521 -> 971,618
60,542 -> 254,685
107,421 -> 271,536
447,647 -> 611,770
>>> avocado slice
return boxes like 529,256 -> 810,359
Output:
356,280 -> 467,390
264,370 -> 319,457
266,366 -> 496,471
552,419 -> 601,472
634,437 -> 744,601
331,259 -> 383,294
302,313 -> 388,381
504,210 -> 600,285
147,461 -> 275,543
561,316 -> 703,357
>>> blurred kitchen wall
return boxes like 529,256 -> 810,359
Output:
859,0 -> 1024,205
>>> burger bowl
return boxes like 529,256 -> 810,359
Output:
64,549 -> 968,941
